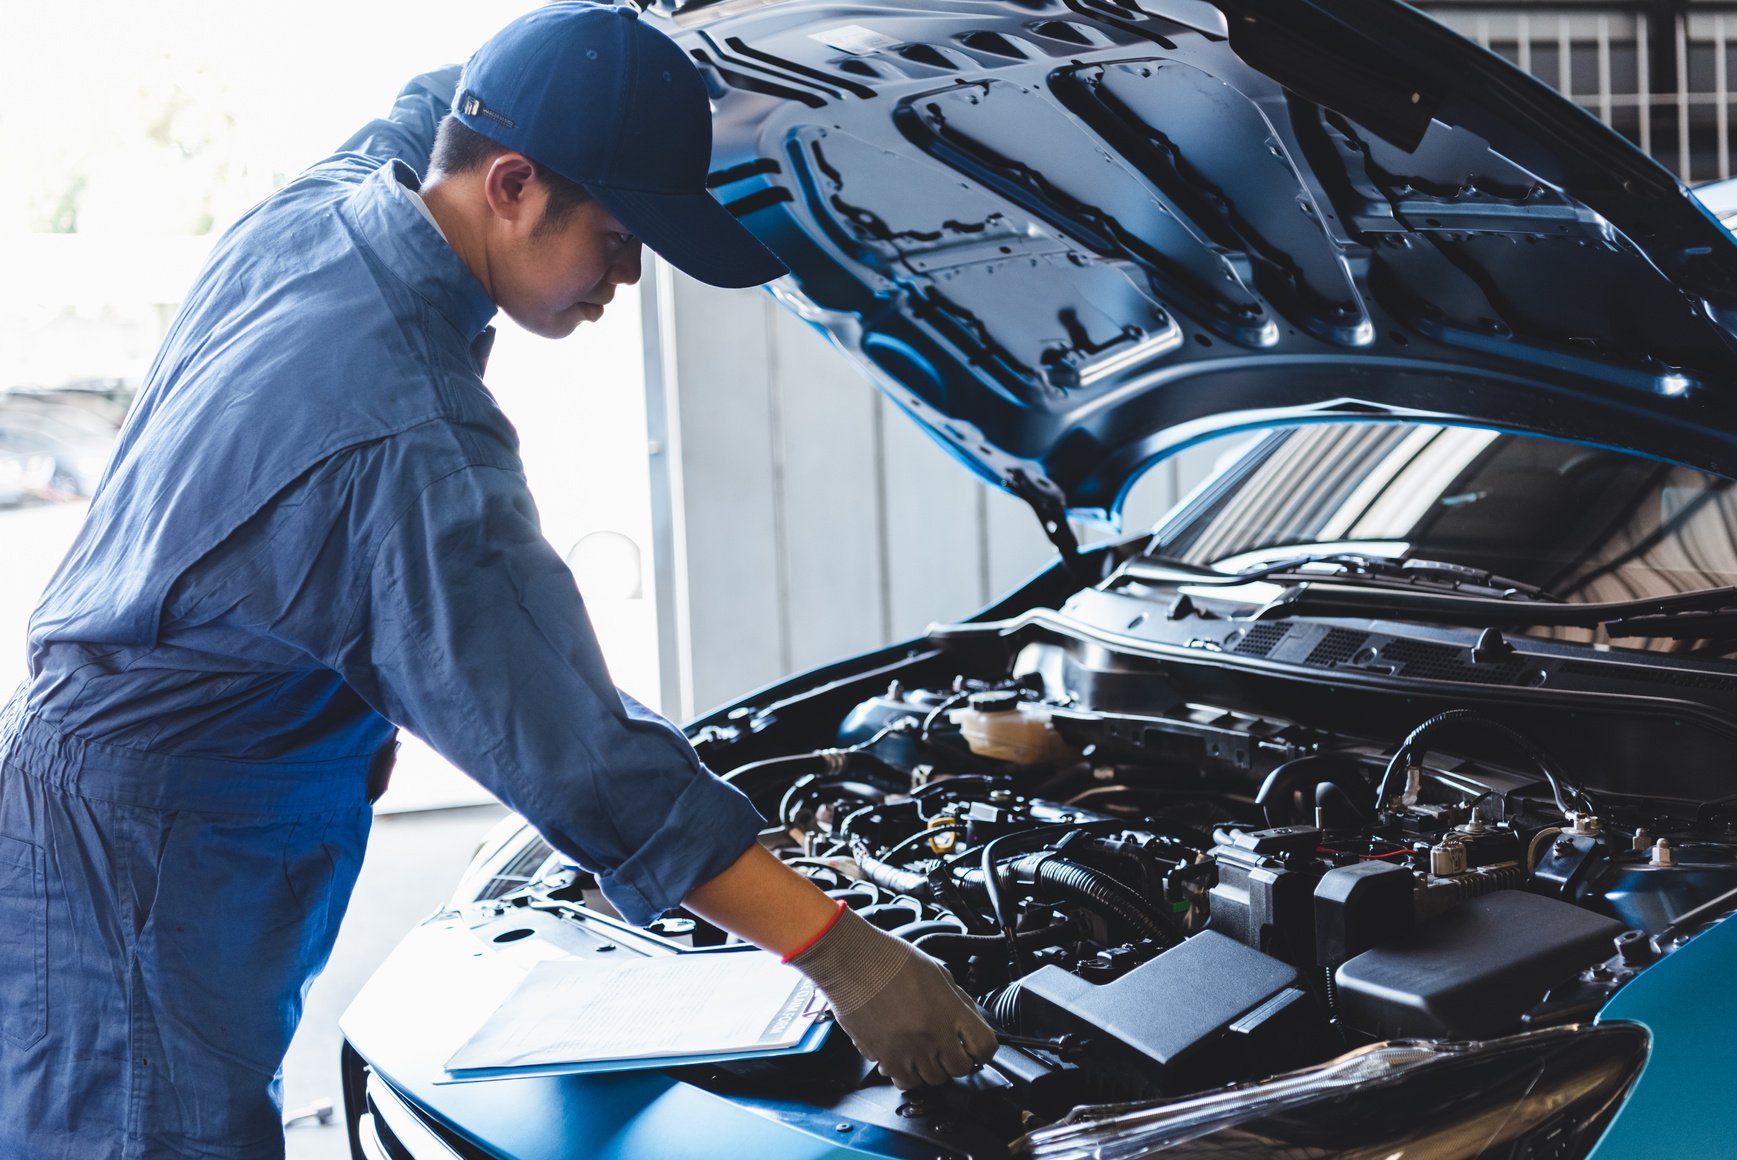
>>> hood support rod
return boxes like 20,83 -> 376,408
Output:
1009,472 -> 1101,587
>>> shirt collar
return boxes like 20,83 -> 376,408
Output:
406,187 -> 449,242
344,160 -> 497,341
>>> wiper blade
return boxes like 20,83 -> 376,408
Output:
1245,553 -> 1561,601
1253,582 -> 1737,629
1128,552 -> 1559,602
1131,550 -> 1737,634
1605,609 -> 1737,639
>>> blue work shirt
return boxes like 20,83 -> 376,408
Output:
20,70 -> 763,926
0,69 -> 774,1160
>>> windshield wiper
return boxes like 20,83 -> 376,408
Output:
1604,608 -> 1737,639
1128,550 -> 1737,635
1126,552 -> 1561,602
1251,581 -> 1737,630
1239,553 -> 1562,602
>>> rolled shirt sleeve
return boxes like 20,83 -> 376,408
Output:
330,463 -> 765,925
333,66 -> 463,171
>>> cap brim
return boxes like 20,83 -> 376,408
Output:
591,185 -> 789,290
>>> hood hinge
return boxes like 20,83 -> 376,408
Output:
1009,471 -> 1101,586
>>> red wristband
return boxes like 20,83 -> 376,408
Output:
781,898 -> 849,963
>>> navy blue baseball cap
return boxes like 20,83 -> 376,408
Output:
453,2 -> 788,289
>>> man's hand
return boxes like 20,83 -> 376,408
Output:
681,843 -> 997,1087
788,907 -> 999,1089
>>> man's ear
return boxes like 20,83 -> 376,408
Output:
480,152 -> 542,227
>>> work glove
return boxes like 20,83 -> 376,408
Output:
789,906 -> 1000,1089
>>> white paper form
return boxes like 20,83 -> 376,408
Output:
445,951 -> 821,1072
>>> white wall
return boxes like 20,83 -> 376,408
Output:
647,263 -> 1217,718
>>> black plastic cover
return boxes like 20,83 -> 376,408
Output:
1223,825 -> 1321,856
1019,930 -> 1304,1087
1314,860 -> 1414,967
1209,827 -> 1323,966
1335,890 -> 1625,1039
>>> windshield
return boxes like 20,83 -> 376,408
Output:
1153,423 -> 1737,649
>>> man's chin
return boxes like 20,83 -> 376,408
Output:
509,311 -> 585,340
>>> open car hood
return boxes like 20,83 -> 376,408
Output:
656,0 -> 1737,527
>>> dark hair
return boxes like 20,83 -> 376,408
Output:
428,115 -> 592,235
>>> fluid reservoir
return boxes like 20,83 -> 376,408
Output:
947,691 -> 1076,765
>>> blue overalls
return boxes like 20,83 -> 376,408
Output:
0,72 -> 764,1158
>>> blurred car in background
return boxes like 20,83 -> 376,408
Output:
0,380 -> 133,504
0,432 -> 55,508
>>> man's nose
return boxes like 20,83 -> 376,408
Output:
612,242 -> 644,287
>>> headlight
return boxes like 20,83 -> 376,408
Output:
451,816 -> 559,904
1016,1023 -> 1648,1160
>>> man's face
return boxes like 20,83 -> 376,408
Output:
494,192 -> 644,339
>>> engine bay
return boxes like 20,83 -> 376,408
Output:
450,596 -> 1737,1156
724,670 -> 1706,1076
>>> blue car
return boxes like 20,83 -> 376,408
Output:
340,0 -> 1737,1156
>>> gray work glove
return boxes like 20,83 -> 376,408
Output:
789,907 -> 1000,1089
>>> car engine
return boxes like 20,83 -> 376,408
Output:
453,612 -> 1737,1154
708,672 -> 1701,1095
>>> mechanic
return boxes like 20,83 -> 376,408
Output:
0,5 -> 996,1156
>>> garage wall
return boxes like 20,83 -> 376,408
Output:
644,262 -> 1215,719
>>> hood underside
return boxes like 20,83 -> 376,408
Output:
658,0 -> 1737,522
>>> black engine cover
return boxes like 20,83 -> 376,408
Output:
1335,890 -> 1626,1039
1018,930 -> 1312,1091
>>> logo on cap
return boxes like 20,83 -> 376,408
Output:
459,92 -> 516,130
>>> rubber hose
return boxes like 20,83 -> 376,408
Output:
1374,709 -> 1584,816
725,752 -> 888,804
1256,753 -> 1375,827
913,918 -> 1078,960
1373,709 -> 1470,810
850,841 -> 933,897
856,846 -> 1178,946
891,918 -> 968,942
1316,781 -> 1368,831
1024,855 -> 1181,946
859,900 -> 924,931
951,854 -> 1178,945
988,981 -> 1025,1028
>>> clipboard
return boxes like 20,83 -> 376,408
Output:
440,947 -> 834,1083
438,1015 -> 833,1083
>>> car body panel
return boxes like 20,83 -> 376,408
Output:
665,0 -> 1737,523
341,919 -> 896,1160
1690,174 -> 1737,233
1588,912 -> 1737,1158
